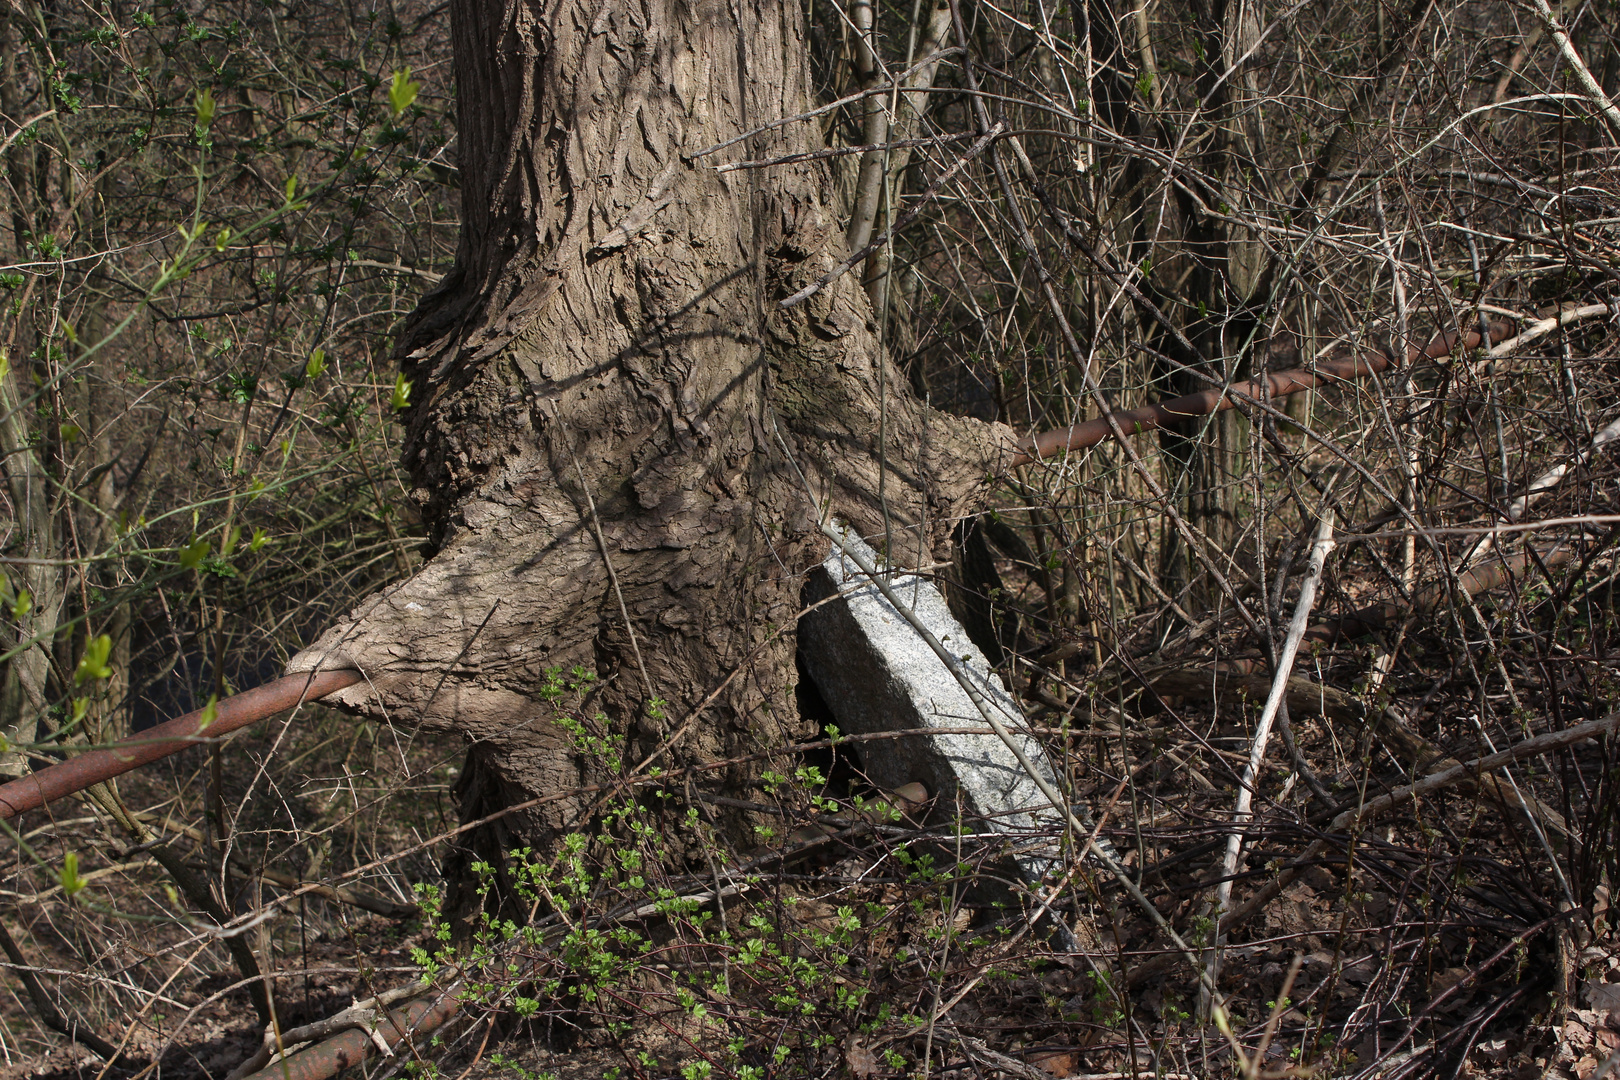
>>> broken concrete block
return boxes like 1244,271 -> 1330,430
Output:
798,526 -> 1064,874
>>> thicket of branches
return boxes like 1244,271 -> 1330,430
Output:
1,0 -> 1619,1076
0,0 -> 457,1068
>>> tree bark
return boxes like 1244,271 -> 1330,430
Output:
287,0 -> 1014,874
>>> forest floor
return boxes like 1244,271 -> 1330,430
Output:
0,594 -> 1615,1080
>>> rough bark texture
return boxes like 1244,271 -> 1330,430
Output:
286,0 -> 1014,869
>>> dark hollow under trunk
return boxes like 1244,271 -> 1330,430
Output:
287,0 -> 1013,894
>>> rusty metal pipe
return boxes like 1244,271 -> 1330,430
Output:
1011,321 -> 1513,467
0,669 -> 362,820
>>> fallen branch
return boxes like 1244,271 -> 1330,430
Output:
1302,543 -> 1579,642
1466,410 -> 1620,568
0,918 -> 127,1063
950,1032 -> 1053,1080
1507,414 -> 1620,522
1128,706 -> 1620,986
1487,302 -> 1615,358
253,865 -> 418,919
1237,707 -> 1617,918
1136,665 -> 1366,725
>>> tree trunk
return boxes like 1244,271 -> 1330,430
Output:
287,0 -> 1014,886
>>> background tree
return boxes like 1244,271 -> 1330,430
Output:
0,0 -> 457,1045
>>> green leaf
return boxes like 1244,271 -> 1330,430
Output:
214,226 -> 233,251
390,372 -> 412,411
74,635 -> 113,685
201,556 -> 238,579
179,537 -> 210,570
10,586 -> 30,622
304,348 -> 326,380
249,527 -> 269,552
388,68 -> 420,118
60,851 -> 86,896
284,174 -> 298,202
197,694 -> 219,731
195,88 -> 216,128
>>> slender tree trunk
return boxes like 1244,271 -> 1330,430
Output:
288,0 -> 1014,891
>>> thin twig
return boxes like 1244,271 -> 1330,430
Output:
714,132 -> 972,172
778,122 -> 1004,309
685,47 -> 964,160
0,918 -> 126,1062
1206,512 -> 1335,991
1525,0 -> 1620,137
